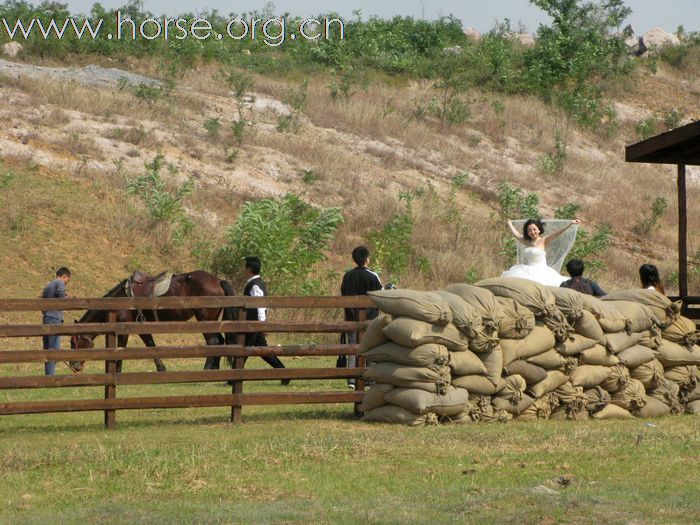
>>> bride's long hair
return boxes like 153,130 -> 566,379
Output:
522,219 -> 545,241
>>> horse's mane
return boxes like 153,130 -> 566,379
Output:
76,279 -> 128,323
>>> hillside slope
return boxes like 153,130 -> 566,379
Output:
0,54 -> 698,302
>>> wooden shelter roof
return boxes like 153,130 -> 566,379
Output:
626,120 -> 700,165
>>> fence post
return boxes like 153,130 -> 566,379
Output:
354,309 -> 367,417
104,310 -> 117,430
230,306 -> 247,424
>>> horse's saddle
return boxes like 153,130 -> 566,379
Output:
126,270 -> 174,298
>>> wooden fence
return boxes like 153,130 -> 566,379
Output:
0,295 -> 374,429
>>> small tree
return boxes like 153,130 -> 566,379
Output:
125,155 -> 194,246
211,194 -> 343,295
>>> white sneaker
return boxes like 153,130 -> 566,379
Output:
348,384 -> 356,390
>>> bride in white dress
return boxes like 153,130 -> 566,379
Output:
501,218 -> 581,286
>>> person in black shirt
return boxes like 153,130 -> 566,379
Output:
242,256 -> 287,379
339,246 -> 383,388
560,259 -> 606,297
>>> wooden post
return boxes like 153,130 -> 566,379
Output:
678,163 -> 688,299
354,309 -> 367,417
104,310 -> 117,430
230,307 -> 247,423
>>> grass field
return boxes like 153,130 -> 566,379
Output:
1,358 -> 699,525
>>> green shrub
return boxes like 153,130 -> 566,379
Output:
211,194 -> 343,295
633,197 -> 668,235
125,155 -> 194,246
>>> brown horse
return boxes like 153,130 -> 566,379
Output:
69,270 -> 286,374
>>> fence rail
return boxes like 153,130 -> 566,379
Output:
0,295 -> 375,428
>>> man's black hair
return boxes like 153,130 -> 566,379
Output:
245,256 -> 261,275
351,246 -> 370,267
565,259 -> 584,278
56,267 -> 71,278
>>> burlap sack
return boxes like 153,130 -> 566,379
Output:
363,342 -> 449,369
604,300 -> 657,333
492,393 -> 535,416
516,394 -> 555,421
551,407 -> 590,421
638,325 -> 663,350
496,374 -> 527,403
600,364 -> 631,393
554,381 -> 587,411
664,365 -> 698,391
467,330 -> 500,354
584,386 -> 611,414
633,396 -> 671,418
647,379 -> 684,414
656,341 -> 700,367
469,401 -> 513,423
368,289 -> 452,325
605,331 -> 643,354
545,285 -> 584,324
682,383 -> 700,403
630,359 -> 665,390
383,318 -> 470,352
362,405 -> 439,425
443,283 -> 501,334
438,404 -> 476,425
528,370 -> 568,398
358,314 -> 391,353
526,348 -> 566,369
383,386 -> 470,416
610,378 -> 647,411
580,294 -> 630,333
496,296 -> 535,339
662,316 -> 698,347
504,360 -> 547,385
570,365 -> 612,389
479,347 -> 504,386
449,349 -> 488,376
500,324 -> 556,366
434,290 -> 484,338
602,289 -> 681,328
476,277 -> 573,342
580,344 -> 620,367
592,404 -> 633,419
359,383 -> 394,412
364,363 -> 451,394
555,334 -> 597,356
573,310 -> 607,346
616,345 -> 656,368
452,375 -> 506,395
686,400 -> 700,415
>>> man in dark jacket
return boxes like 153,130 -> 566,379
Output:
560,259 -> 606,297
41,267 -> 71,375
339,246 -> 383,388
242,256 -> 287,377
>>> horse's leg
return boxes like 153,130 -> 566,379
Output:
139,333 -> 166,372
115,334 -> 128,374
203,332 -> 222,370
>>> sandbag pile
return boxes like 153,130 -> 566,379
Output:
359,281 -> 700,425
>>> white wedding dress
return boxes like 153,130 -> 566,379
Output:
501,247 -> 568,286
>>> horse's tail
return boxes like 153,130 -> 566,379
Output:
220,280 -> 237,346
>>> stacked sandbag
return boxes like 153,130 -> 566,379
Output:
477,278 -> 573,342
359,285 -> 698,425
360,290 -> 469,425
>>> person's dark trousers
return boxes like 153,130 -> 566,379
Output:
246,333 -> 285,368
42,316 -> 62,376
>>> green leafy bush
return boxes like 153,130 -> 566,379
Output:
125,155 -> 194,246
211,194 -> 343,295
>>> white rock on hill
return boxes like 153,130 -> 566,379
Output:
463,27 -> 481,41
2,42 -> 22,58
640,27 -> 680,49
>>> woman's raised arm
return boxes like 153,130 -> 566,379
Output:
543,219 -> 581,247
